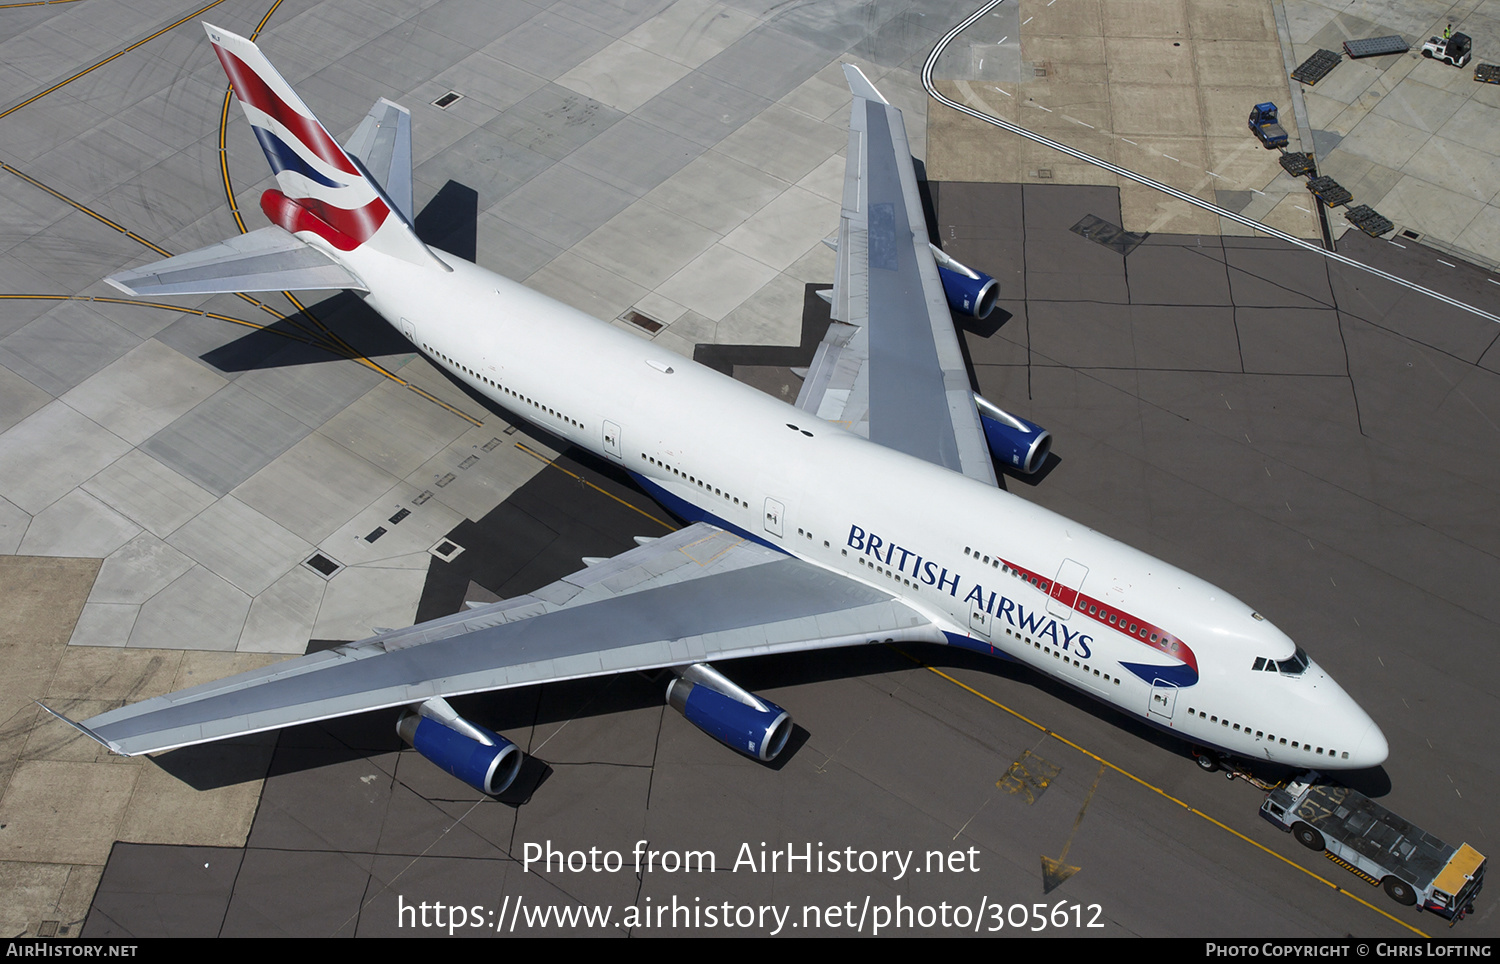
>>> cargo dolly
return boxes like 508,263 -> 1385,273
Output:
1279,152 -> 1315,178
1291,49 -> 1342,85
1242,104 -> 1393,238
1345,205 -> 1394,238
1344,35 -> 1409,58
1307,176 -> 1352,208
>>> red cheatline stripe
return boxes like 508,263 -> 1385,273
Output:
212,45 -> 357,176
1000,557 -> 1199,674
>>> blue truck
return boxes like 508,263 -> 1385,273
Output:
1249,102 -> 1289,149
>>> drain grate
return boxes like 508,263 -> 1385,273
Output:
432,91 -> 463,109
623,310 -> 663,334
304,553 -> 343,579
429,539 -> 464,562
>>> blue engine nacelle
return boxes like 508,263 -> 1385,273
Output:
397,708 -> 522,795
930,245 -> 999,319
974,393 -> 1052,475
667,676 -> 791,762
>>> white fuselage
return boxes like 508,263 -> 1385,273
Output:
347,242 -> 1388,771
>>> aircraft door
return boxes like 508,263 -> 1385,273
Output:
1047,559 -> 1088,619
602,420 -> 622,460
1149,679 -> 1177,720
968,604 -> 990,638
399,317 -> 416,344
763,498 -> 784,538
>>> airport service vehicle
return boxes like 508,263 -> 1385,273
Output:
1249,103 -> 1289,149
1261,774 -> 1485,920
47,25 -> 1389,796
1421,33 -> 1473,68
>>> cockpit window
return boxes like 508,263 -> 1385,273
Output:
1277,647 -> 1309,676
1253,648 -> 1309,676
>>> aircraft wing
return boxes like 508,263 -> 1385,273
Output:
796,66 -> 997,487
53,523 -> 941,756
104,225 -> 366,296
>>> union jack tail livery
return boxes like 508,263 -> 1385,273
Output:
104,24 -> 441,298
207,23 -> 435,266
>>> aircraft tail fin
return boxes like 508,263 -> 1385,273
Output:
204,22 -> 441,269
344,98 -> 415,225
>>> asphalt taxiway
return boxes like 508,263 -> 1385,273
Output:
0,0 -> 1496,939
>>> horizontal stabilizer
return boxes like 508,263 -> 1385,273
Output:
105,226 -> 366,296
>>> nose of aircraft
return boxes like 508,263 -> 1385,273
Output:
1307,657 -> 1388,768
1349,720 -> 1389,768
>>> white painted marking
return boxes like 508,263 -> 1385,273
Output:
1295,205 -> 1310,213
1163,154 -> 1179,162
1072,118 -> 1094,128
1250,188 -> 1266,196
1388,241 -> 1406,248
1437,259 -> 1455,267
1034,104 -> 1052,112
1206,171 -> 1222,178
1121,138 -> 1137,145
1023,16 -> 1032,24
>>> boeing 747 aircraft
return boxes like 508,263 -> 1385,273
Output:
49,25 -> 1388,795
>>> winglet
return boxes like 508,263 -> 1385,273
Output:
35,701 -> 127,755
842,64 -> 888,105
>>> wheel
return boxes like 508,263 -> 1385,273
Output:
1292,823 -> 1325,851
1423,49 -> 1434,58
1194,749 -> 1219,772
1383,877 -> 1417,906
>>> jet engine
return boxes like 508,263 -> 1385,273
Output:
974,393 -> 1052,475
930,244 -> 999,319
396,697 -> 522,795
666,664 -> 792,762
